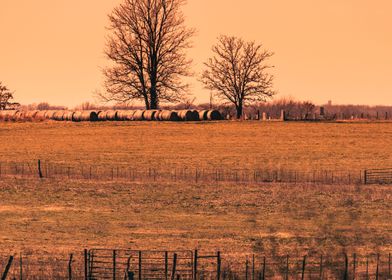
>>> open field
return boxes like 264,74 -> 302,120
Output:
0,121 -> 392,278
1,121 -> 392,171
0,178 -> 391,257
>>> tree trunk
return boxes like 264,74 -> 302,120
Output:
236,101 -> 243,119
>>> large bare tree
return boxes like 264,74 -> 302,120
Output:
101,0 -> 195,109
201,36 -> 275,119
0,82 -> 19,110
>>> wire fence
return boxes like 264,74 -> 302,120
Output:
0,160 -> 366,185
1,250 -> 391,279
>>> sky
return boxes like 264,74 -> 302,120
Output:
0,0 -> 391,107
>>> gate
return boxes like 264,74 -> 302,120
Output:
364,168 -> 392,184
87,249 -> 193,280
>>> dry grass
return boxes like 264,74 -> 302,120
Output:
0,121 -> 391,266
0,178 -> 391,257
1,121 -> 392,171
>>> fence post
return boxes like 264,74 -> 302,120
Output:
19,253 -> 23,280
193,250 -> 198,280
84,249 -> 89,280
262,257 -> 266,280
171,253 -> 177,280
68,253 -> 73,280
245,257 -> 249,280
353,253 -> 356,280
138,251 -> 142,280
319,255 -> 323,280
389,253 -> 391,278
285,255 -> 289,280
38,159 -> 43,178
113,250 -> 116,280
364,170 -> 368,184
343,253 -> 348,280
165,251 -> 168,280
301,256 -> 306,280
217,251 -> 221,280
252,254 -> 255,280
376,254 -> 379,280
366,256 -> 369,280
2,256 -> 14,280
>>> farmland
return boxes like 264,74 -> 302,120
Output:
0,121 -> 392,263
1,121 -> 392,171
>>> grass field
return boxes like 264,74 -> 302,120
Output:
1,121 -> 392,171
0,178 -> 391,257
0,121 -> 391,258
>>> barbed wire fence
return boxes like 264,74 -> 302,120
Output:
1,250 -> 391,279
0,160 -> 366,185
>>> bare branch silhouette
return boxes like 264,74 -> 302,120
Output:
101,0 -> 195,109
0,82 -> 19,110
201,35 -> 275,119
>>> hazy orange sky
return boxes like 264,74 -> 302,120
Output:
1,0 -> 391,107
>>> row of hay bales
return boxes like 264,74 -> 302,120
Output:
0,109 -> 222,122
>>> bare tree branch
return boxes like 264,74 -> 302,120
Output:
101,0 -> 195,109
0,82 -> 19,110
201,35 -> 275,118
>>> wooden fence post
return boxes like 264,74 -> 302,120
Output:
353,253 -> 356,280
389,253 -> 391,278
171,253 -> 177,280
366,256 -> 369,280
364,170 -> 368,184
217,251 -> 221,280
301,256 -> 306,280
252,254 -> 255,280
2,256 -> 14,280
319,255 -> 323,280
84,249 -> 88,280
165,251 -> 168,280
138,251 -> 142,280
343,253 -> 348,280
68,253 -> 73,280
193,250 -> 198,280
285,255 -> 289,280
113,250 -> 116,280
38,159 -> 43,178
375,254 -> 379,280
245,257 -> 249,280
262,257 -> 266,280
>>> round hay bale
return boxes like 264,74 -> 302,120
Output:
97,111 -> 107,121
132,110 -> 145,121
198,110 -> 209,121
191,110 -> 200,121
143,110 -> 159,121
160,110 -> 180,121
116,110 -> 127,121
53,111 -> 66,121
14,111 -> 26,121
0,110 -> 19,121
123,110 -> 136,121
207,110 -> 222,120
63,111 -> 75,121
177,110 -> 197,121
44,110 -> 56,120
35,111 -> 47,120
105,110 -> 118,121
25,110 -> 39,119
72,111 -> 98,122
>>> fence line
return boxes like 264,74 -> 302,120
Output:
0,160 -> 366,185
1,250 -> 391,279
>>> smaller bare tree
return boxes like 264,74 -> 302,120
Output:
0,82 -> 19,110
201,36 -> 275,119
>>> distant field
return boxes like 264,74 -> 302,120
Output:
1,121 -> 392,171
0,178 -> 391,256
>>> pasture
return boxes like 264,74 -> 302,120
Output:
0,121 -> 392,276
1,121 -> 392,171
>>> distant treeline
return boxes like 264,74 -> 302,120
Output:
19,99 -> 392,121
